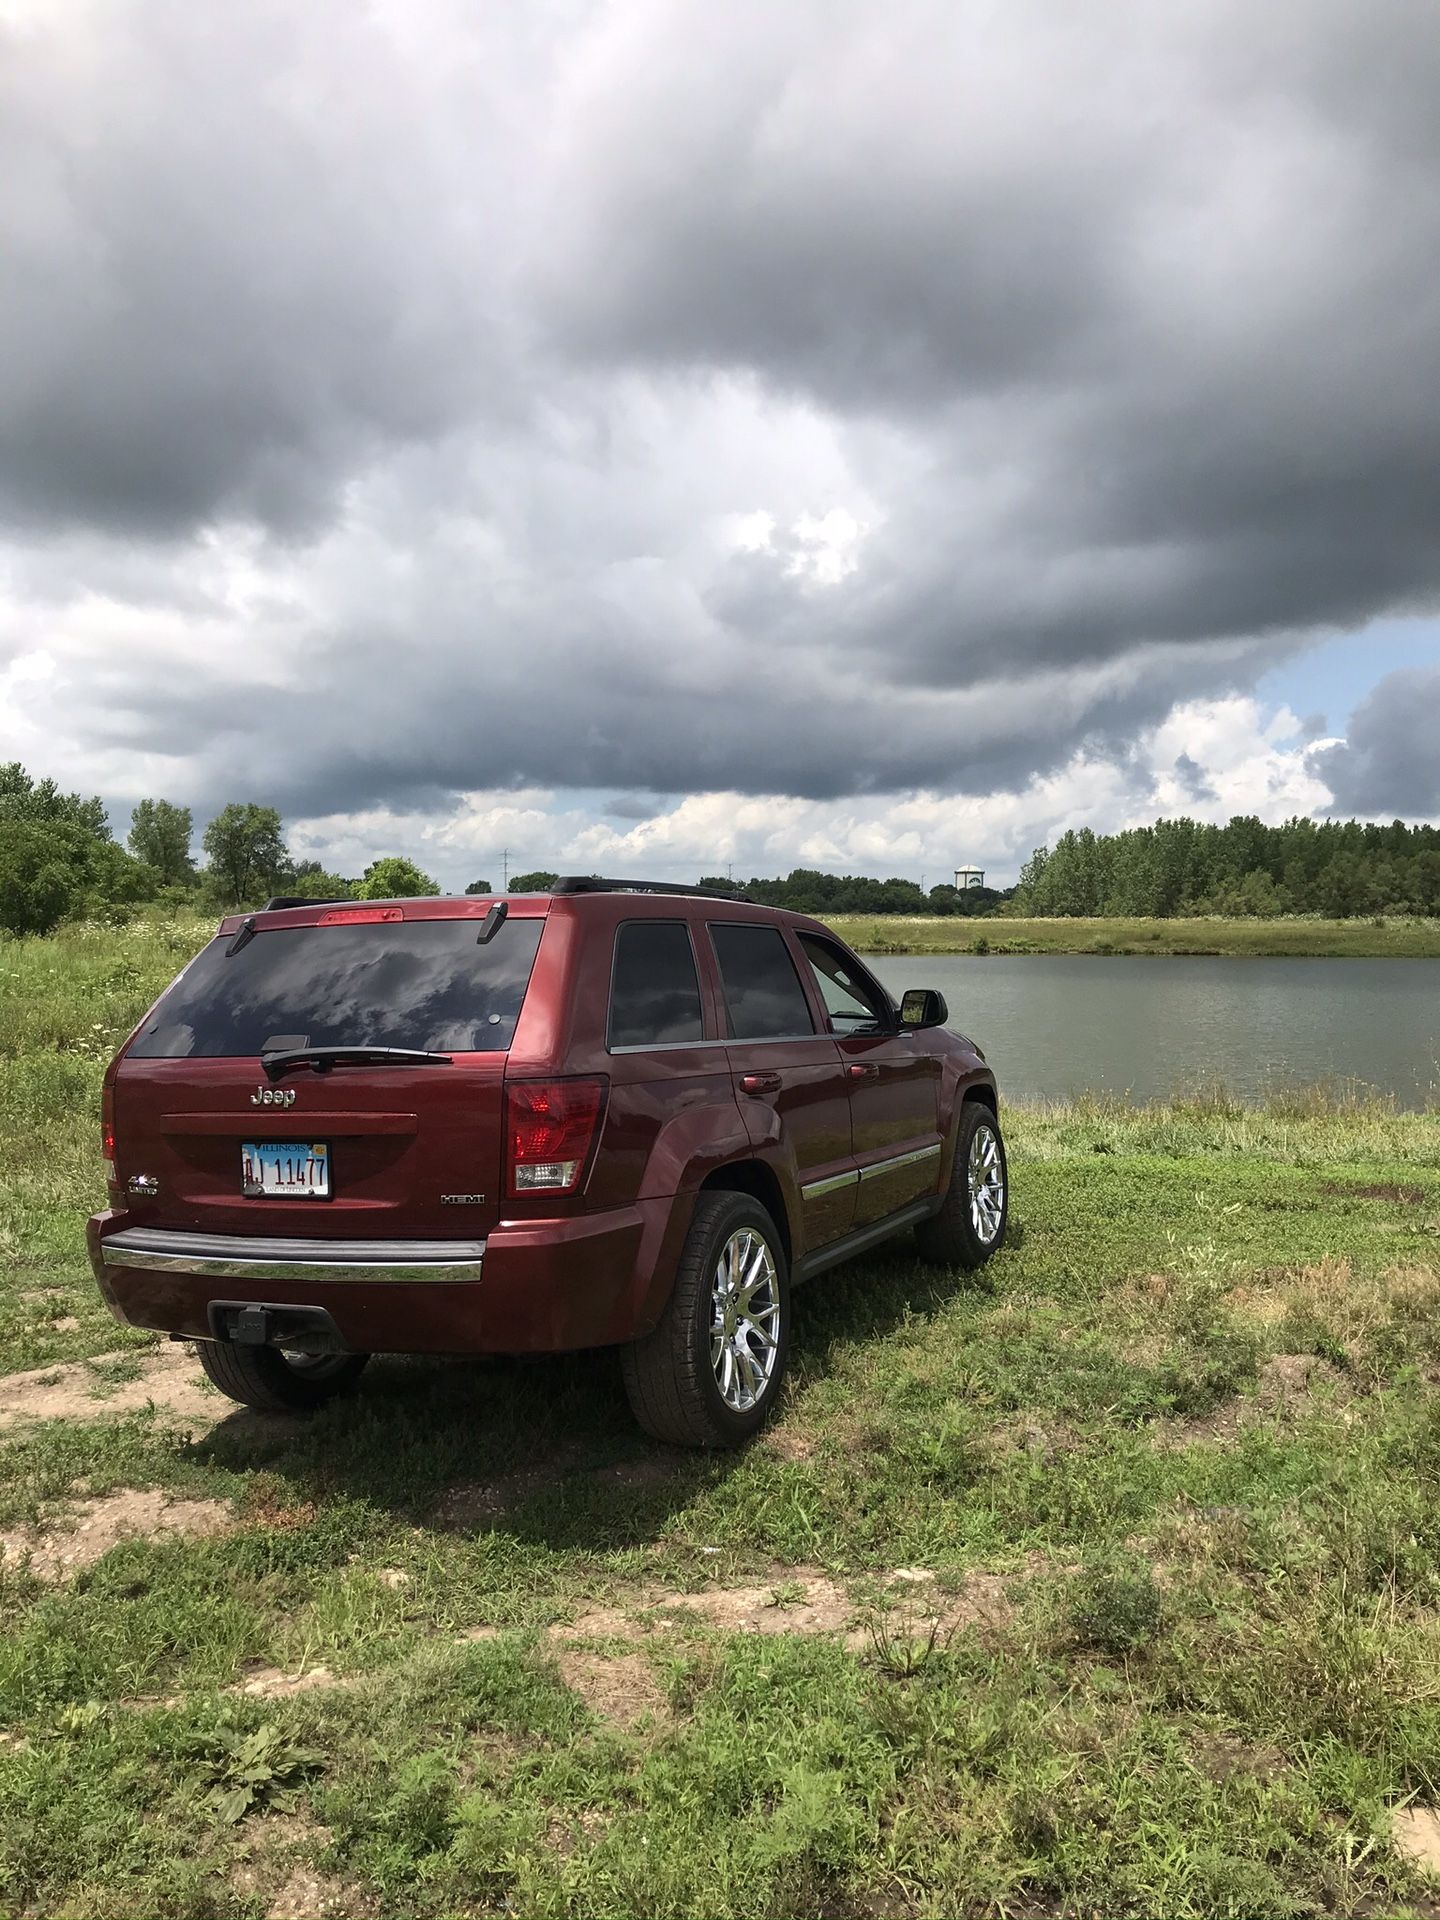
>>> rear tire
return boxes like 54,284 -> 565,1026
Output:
622,1191 -> 790,1448
197,1341 -> 369,1413
915,1101 -> 1008,1269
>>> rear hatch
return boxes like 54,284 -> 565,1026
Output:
110,904 -> 545,1240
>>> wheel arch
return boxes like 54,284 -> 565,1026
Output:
698,1159 -> 794,1270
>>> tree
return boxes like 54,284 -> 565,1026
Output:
464,878 -> 495,895
202,804 -> 288,905
508,870 -> 558,893
0,819 -> 79,934
356,856 -> 438,899
128,799 -> 194,885
285,861 -> 354,901
0,762 -> 108,837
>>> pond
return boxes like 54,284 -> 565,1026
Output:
868,954 -> 1440,1109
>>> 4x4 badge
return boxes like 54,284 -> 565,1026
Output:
250,1087 -> 296,1107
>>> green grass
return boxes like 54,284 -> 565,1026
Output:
834,912 -> 1440,957
4,922 -> 1440,1914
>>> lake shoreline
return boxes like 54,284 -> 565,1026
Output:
829,913 -> 1440,959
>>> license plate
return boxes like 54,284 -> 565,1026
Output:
241,1142 -> 330,1199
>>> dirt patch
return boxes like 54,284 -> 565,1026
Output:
0,1342 -> 224,1432
1395,1807 -> 1440,1876
1256,1352 -> 1344,1407
986,1414 -> 1086,1465
228,1815 -> 376,1920
1151,1352 -> 1351,1450
1322,1181 -> 1429,1206
1,1487 -> 232,1581
1193,1733 -> 1285,1783
763,1428 -> 817,1463
264,1865 -> 372,1920
553,1647 -> 669,1728
558,1565 -> 1022,1651
663,1574 -> 858,1638
235,1665 -> 339,1700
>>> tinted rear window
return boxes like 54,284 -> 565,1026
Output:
128,917 -> 545,1057
609,921 -> 705,1048
710,923 -> 815,1040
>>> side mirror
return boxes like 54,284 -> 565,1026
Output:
899,987 -> 948,1031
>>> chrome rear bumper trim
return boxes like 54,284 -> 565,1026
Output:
101,1227 -> 485,1285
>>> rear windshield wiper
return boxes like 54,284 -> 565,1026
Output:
261,1045 -> 454,1082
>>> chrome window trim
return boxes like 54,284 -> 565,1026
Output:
607,1039 -> 723,1056
101,1227 -> 485,1285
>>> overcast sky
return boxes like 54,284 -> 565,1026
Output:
2,0 -> 1438,888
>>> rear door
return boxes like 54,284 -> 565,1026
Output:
111,905 -> 545,1240
707,920 -> 856,1248
794,931 -> 943,1227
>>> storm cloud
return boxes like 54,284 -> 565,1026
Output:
1,0 -> 1437,861
1313,667 -> 1440,818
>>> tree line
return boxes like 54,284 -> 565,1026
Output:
0,763 -> 444,936
1009,817 -> 1440,919
4,759 -> 1437,935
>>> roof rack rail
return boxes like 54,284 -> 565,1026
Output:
261,895 -> 355,911
551,875 -> 753,903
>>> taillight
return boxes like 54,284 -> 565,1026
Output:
506,1078 -> 605,1196
102,1078 -> 120,1201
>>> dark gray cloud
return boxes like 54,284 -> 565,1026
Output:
1,0 -> 1438,829
0,2 -> 514,536
1311,668 -> 1440,817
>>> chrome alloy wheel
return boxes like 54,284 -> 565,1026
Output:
968,1120 -> 1005,1244
709,1227 -> 781,1413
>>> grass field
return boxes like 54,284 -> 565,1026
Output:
833,913 -> 1440,958
5,920 -> 1440,1915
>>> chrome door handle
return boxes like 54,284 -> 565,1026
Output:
846,1063 -> 879,1079
740,1071 -> 783,1095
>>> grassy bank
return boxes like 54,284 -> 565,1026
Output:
835,913 -> 1440,957
5,922 -> 1440,1914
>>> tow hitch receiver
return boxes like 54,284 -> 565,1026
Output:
207,1300 -> 347,1353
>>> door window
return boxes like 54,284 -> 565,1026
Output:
797,934 -> 891,1034
710,924 -> 816,1040
608,921 -> 705,1048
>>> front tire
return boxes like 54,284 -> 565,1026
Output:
197,1341 -> 369,1413
622,1191 -> 790,1448
915,1101 -> 1008,1269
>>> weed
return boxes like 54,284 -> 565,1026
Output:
1067,1553 -> 1164,1656
186,1712 -> 325,1823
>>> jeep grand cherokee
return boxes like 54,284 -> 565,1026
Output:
88,879 -> 1006,1446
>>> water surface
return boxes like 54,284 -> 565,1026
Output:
869,955 -> 1440,1108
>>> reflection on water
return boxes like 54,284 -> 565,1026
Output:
869,954 -> 1440,1108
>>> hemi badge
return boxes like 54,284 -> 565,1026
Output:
441,1193 -> 487,1206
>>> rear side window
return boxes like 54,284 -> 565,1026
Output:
710,924 -> 815,1041
609,921 -> 705,1048
128,917 -> 545,1057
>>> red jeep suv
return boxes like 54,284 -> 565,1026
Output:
88,880 -> 1006,1446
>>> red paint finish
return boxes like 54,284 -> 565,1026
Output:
88,890 -> 998,1357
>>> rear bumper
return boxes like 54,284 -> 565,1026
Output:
87,1197 -> 690,1355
